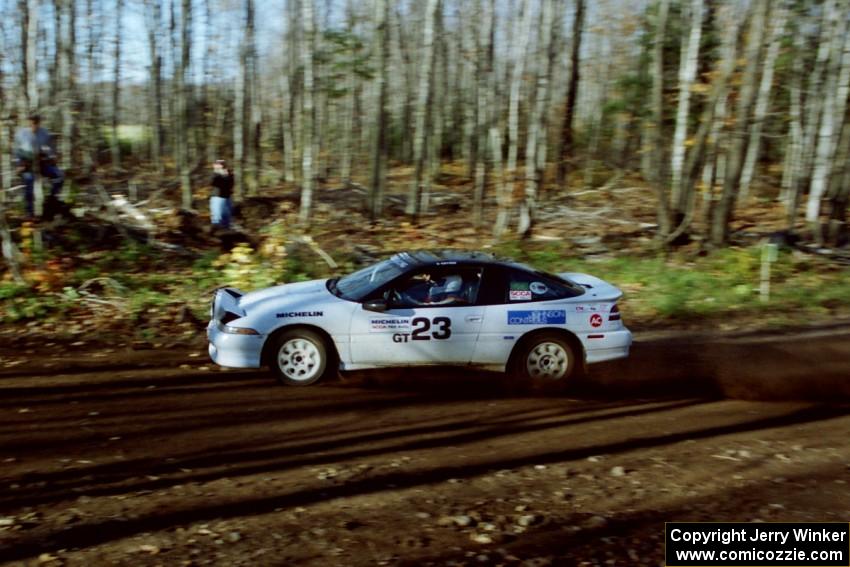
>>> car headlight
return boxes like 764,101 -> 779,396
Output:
219,323 -> 260,335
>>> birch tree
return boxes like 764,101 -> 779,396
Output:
145,1 -> 163,173
23,0 -> 38,112
650,0 -> 671,236
298,0 -> 316,224
785,1 -> 834,231
0,16 -> 10,200
233,0 -> 249,201
495,0 -> 533,237
57,0 -> 75,173
473,0 -> 495,226
110,0 -> 123,172
245,0 -> 260,196
806,5 -> 850,240
406,0 -> 440,218
669,0 -> 703,217
518,0 -> 555,237
780,24 -> 805,217
556,0 -> 585,191
368,0 -> 389,221
739,5 -> 788,200
711,0 -> 769,246
667,2 -> 744,244
178,0 -> 192,208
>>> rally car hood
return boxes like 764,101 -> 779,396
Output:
237,278 -> 330,313
558,272 -> 623,302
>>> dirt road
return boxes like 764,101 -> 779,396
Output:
1,346 -> 849,566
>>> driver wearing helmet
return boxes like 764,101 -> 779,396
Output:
426,274 -> 465,305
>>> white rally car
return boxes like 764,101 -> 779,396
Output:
207,251 -> 631,386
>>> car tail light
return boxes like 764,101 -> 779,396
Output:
609,304 -> 621,321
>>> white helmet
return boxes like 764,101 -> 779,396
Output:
435,275 -> 462,294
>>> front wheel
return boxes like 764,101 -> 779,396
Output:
268,329 -> 331,386
509,332 -> 577,385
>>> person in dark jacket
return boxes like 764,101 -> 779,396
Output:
14,113 -> 64,217
210,160 -> 234,229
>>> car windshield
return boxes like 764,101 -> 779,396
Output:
332,257 -> 409,301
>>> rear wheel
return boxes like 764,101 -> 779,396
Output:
509,332 -> 577,386
268,329 -> 331,386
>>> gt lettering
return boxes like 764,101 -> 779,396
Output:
407,317 -> 452,341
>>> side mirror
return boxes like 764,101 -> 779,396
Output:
363,299 -> 387,313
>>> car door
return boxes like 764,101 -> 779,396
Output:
349,266 -> 485,366
472,266 -> 578,365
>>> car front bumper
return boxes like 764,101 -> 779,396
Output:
207,321 -> 264,368
583,328 -> 632,364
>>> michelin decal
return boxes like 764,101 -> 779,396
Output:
370,318 -> 411,332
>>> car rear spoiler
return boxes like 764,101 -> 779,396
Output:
558,272 -> 623,302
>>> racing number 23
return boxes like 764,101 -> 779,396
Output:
411,317 -> 452,340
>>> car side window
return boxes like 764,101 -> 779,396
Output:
505,269 -> 573,303
388,267 -> 483,308
476,266 -> 509,305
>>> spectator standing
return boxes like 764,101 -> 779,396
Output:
210,159 -> 234,229
13,113 -> 64,217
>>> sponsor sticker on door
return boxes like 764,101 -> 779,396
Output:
507,310 -> 566,325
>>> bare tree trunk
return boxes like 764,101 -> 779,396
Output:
461,2 -> 478,178
144,1 -> 163,173
406,0 -> 440,218
233,1 -> 249,201
806,7 -> 850,241
787,0 -> 834,232
368,0 -> 389,221
780,21 -> 805,216
710,0 -> 769,246
669,0 -> 703,215
650,0 -> 671,237
473,0 -> 495,227
280,74 -> 295,183
0,203 -> 25,284
178,0 -> 192,209
518,0 -> 555,237
0,17 -> 10,201
392,5 -> 415,164
21,0 -> 43,220
422,2 -> 445,214
826,116 -> 850,244
110,0 -> 123,172
739,6 -> 788,200
81,0 -> 101,175
244,0 -> 260,196
298,0 -> 316,225
555,0 -> 585,191
339,0 -> 356,188
57,0 -> 75,174
495,0 -> 533,237
24,0 -> 38,111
